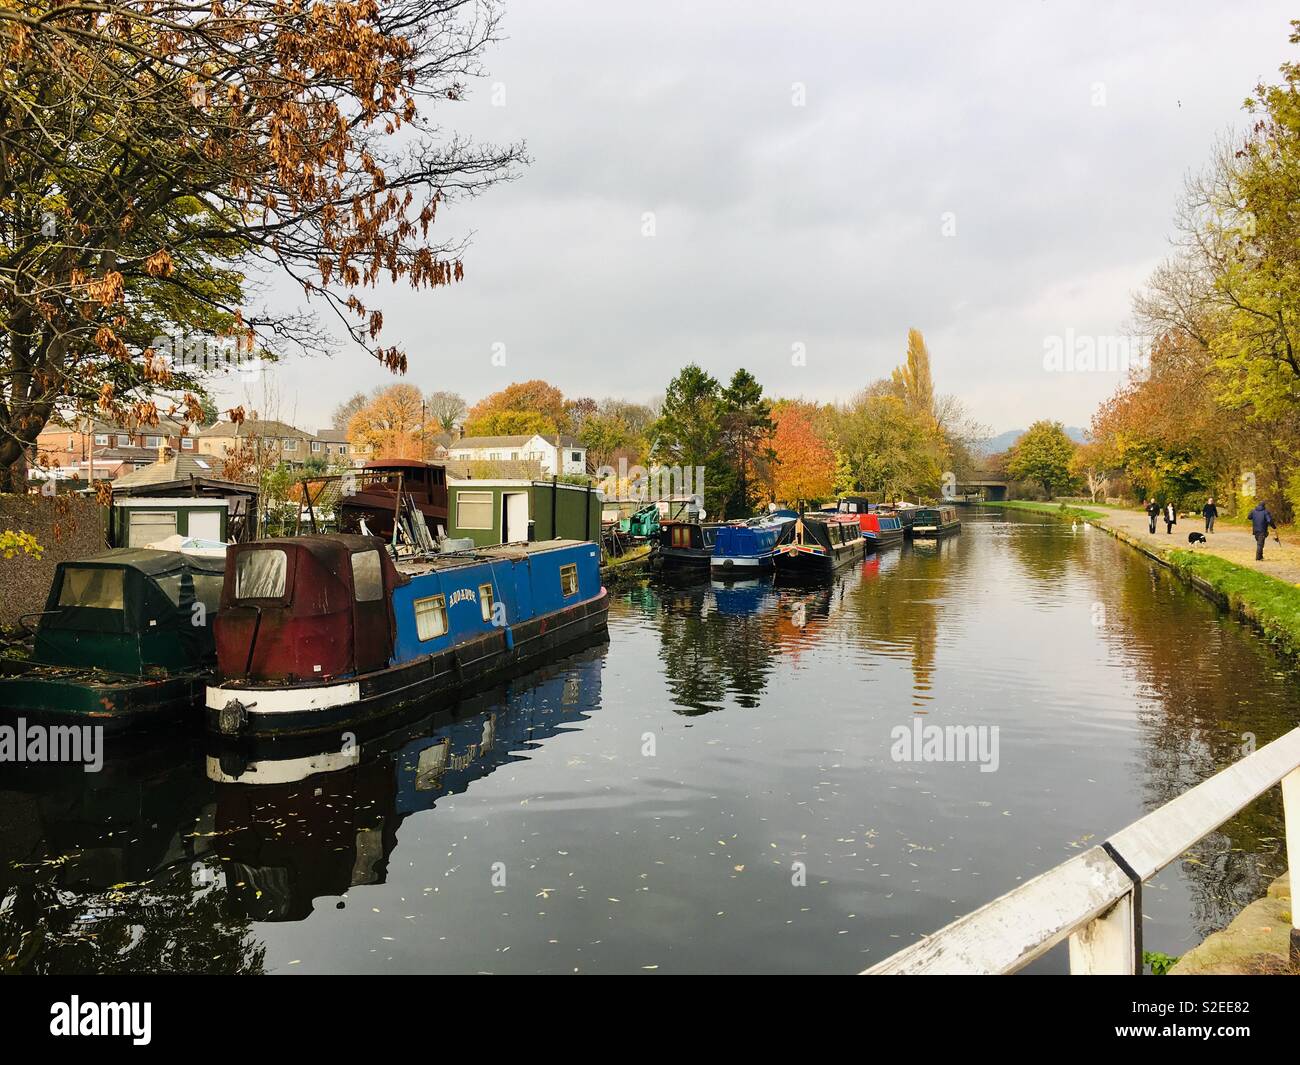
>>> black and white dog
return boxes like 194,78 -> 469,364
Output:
1187,532 -> 1207,546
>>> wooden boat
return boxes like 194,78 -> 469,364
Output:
773,514 -> 867,573
911,505 -> 961,537
205,534 -> 608,738
710,511 -> 797,573
336,459 -> 449,539
0,548 -> 225,731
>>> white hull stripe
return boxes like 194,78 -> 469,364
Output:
205,748 -> 360,784
205,680 -> 361,714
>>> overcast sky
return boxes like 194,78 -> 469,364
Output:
210,0 -> 1298,435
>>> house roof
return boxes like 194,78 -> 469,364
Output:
42,413 -> 189,437
199,418 -> 311,439
314,428 -> 350,443
81,446 -> 160,462
443,458 -> 545,481
113,452 -> 253,489
451,433 -> 583,450
449,434 -> 533,449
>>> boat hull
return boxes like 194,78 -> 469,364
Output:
656,545 -> 713,568
861,528 -> 905,551
206,589 -> 610,738
0,660 -> 205,732
911,522 -> 961,538
710,553 -> 775,572
774,539 -> 867,573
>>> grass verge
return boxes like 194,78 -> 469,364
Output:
978,499 -> 1107,521
1165,549 -> 1300,659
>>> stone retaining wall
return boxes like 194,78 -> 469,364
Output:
0,494 -> 108,631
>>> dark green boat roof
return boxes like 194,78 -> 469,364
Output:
63,547 -> 225,577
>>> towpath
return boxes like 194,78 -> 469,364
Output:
1084,505 -> 1300,586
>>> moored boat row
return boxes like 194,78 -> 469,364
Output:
0,481 -> 958,741
654,495 -> 938,575
0,532 -> 609,740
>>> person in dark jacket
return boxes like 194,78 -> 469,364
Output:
1146,499 -> 1159,534
1203,497 -> 1218,533
1163,501 -> 1176,535
1249,501 -> 1277,560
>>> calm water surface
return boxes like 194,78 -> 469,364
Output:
2,509 -> 1297,973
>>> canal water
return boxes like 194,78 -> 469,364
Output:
2,508 -> 1297,973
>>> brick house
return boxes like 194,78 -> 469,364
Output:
31,414 -> 192,483
197,417 -> 318,471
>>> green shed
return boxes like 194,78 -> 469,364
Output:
111,496 -> 233,546
447,479 -> 602,547
110,452 -> 258,545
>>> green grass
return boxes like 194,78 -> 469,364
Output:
979,499 -> 1106,521
1166,549 -> 1300,659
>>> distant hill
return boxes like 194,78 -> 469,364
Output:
977,426 -> 1088,456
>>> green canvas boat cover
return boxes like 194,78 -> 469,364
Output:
33,548 -> 227,675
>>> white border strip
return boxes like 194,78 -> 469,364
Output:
205,680 -> 361,713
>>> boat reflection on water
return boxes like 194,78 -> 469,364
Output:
201,643 -> 606,922
709,575 -> 779,617
0,643 -> 606,970
0,736 -> 265,974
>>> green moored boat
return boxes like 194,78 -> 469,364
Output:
0,548 -> 225,732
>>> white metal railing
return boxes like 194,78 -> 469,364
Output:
863,726 -> 1300,974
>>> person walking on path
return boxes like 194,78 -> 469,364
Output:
1249,500 -> 1278,561
1146,499 -> 1160,534
1164,501 -> 1177,535
1203,497 -> 1218,534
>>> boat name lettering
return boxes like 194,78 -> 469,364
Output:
448,587 -> 478,608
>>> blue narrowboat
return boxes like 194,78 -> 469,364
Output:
710,511 -> 797,573
206,535 -> 607,738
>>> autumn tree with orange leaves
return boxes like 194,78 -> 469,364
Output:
348,383 -> 429,460
464,380 -> 569,437
0,1 -> 522,490
770,400 -> 836,510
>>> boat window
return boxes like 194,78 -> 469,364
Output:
193,574 -> 224,618
457,491 -> 494,530
479,583 -> 495,623
351,550 -> 384,602
235,549 -> 287,599
58,567 -> 125,610
415,595 -> 448,640
671,526 -> 690,548
560,563 -> 578,597
155,572 -> 184,607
